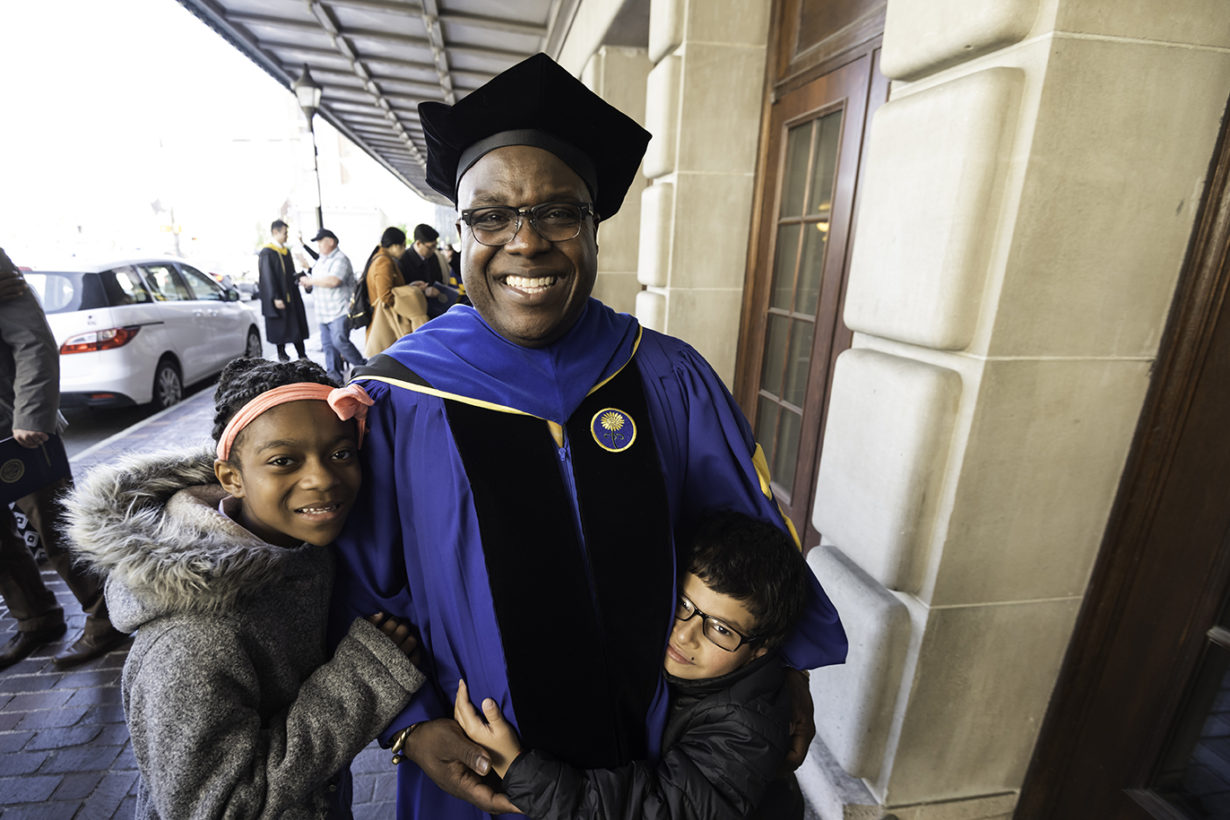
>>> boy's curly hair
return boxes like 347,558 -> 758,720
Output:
685,511 -> 809,652
211,358 -> 337,456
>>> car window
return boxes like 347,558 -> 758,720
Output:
22,271 -> 94,313
179,264 -> 225,301
141,264 -> 193,302
99,266 -> 153,305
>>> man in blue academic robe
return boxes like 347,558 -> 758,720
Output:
331,53 -> 847,819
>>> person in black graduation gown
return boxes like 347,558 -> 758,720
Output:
257,219 -> 310,360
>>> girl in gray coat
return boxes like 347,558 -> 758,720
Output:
67,358 -> 424,819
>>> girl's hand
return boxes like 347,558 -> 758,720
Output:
365,612 -> 424,666
453,679 -> 522,778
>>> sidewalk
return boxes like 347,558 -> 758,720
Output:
0,386 -> 399,819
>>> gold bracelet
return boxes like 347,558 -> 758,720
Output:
390,722 -> 422,765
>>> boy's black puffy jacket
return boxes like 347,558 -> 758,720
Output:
501,654 -> 801,820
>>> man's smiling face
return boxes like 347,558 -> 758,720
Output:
456,145 -> 598,348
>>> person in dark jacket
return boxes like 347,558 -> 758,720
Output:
455,511 -> 811,820
257,219 -> 311,361
0,247 -> 129,670
397,223 -> 460,319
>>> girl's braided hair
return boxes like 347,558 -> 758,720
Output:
211,357 -> 337,452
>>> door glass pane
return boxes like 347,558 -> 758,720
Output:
755,397 -> 779,467
747,79 -> 859,522
780,123 -> 812,218
22,272 -> 81,313
179,265 -> 224,301
796,111 -> 843,316
784,319 -> 816,408
142,264 -> 191,301
770,223 -> 802,310
808,111 -> 843,216
760,314 -> 790,396
797,221 -> 830,316
1154,645 -> 1230,817
772,407 -> 802,497
1154,596 -> 1230,818
105,266 -> 153,304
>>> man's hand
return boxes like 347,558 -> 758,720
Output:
273,298 -> 286,310
12,429 -> 49,448
365,612 -> 423,666
0,271 -> 28,301
454,679 -> 522,778
403,718 -> 521,814
783,668 -> 816,771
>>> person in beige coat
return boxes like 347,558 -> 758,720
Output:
363,227 -> 430,357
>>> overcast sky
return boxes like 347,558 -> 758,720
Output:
0,0 -> 433,273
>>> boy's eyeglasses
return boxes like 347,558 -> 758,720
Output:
675,594 -> 757,653
460,201 -> 597,246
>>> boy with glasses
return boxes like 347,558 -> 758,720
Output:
455,510 -> 810,820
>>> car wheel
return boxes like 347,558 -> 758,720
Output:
152,360 -> 183,410
245,327 -> 262,359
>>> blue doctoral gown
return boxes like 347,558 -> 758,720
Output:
331,300 -> 846,819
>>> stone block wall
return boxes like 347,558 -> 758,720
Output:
806,0 -> 1230,815
582,47 -> 652,315
635,0 -> 773,383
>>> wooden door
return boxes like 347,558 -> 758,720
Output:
1016,99 -> 1230,820
737,44 -> 887,546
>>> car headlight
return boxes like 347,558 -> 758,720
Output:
60,326 -> 141,354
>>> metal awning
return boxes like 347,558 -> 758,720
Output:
175,0 -> 582,205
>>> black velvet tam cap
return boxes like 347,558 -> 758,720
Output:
419,52 -> 651,219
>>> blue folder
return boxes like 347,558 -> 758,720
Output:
0,434 -> 71,505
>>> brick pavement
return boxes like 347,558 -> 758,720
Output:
1,386 -> 400,819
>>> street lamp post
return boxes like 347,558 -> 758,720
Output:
293,64 -> 324,232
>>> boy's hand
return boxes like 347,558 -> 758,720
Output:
365,612 -> 424,666
403,718 -> 521,814
783,668 -> 816,771
453,679 -> 522,778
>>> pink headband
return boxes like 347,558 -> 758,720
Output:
215,382 -> 375,461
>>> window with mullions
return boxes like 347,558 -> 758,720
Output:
754,111 -> 843,499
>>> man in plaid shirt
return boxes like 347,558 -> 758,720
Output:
302,228 -> 367,381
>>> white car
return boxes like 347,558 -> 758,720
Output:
24,258 -> 263,410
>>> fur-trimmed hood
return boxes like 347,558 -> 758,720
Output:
66,448 -> 323,632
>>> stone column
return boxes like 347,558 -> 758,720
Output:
802,1 -> 1230,818
636,0 -> 772,383
583,47 -> 652,315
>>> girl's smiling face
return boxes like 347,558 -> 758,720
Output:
214,400 -> 361,547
